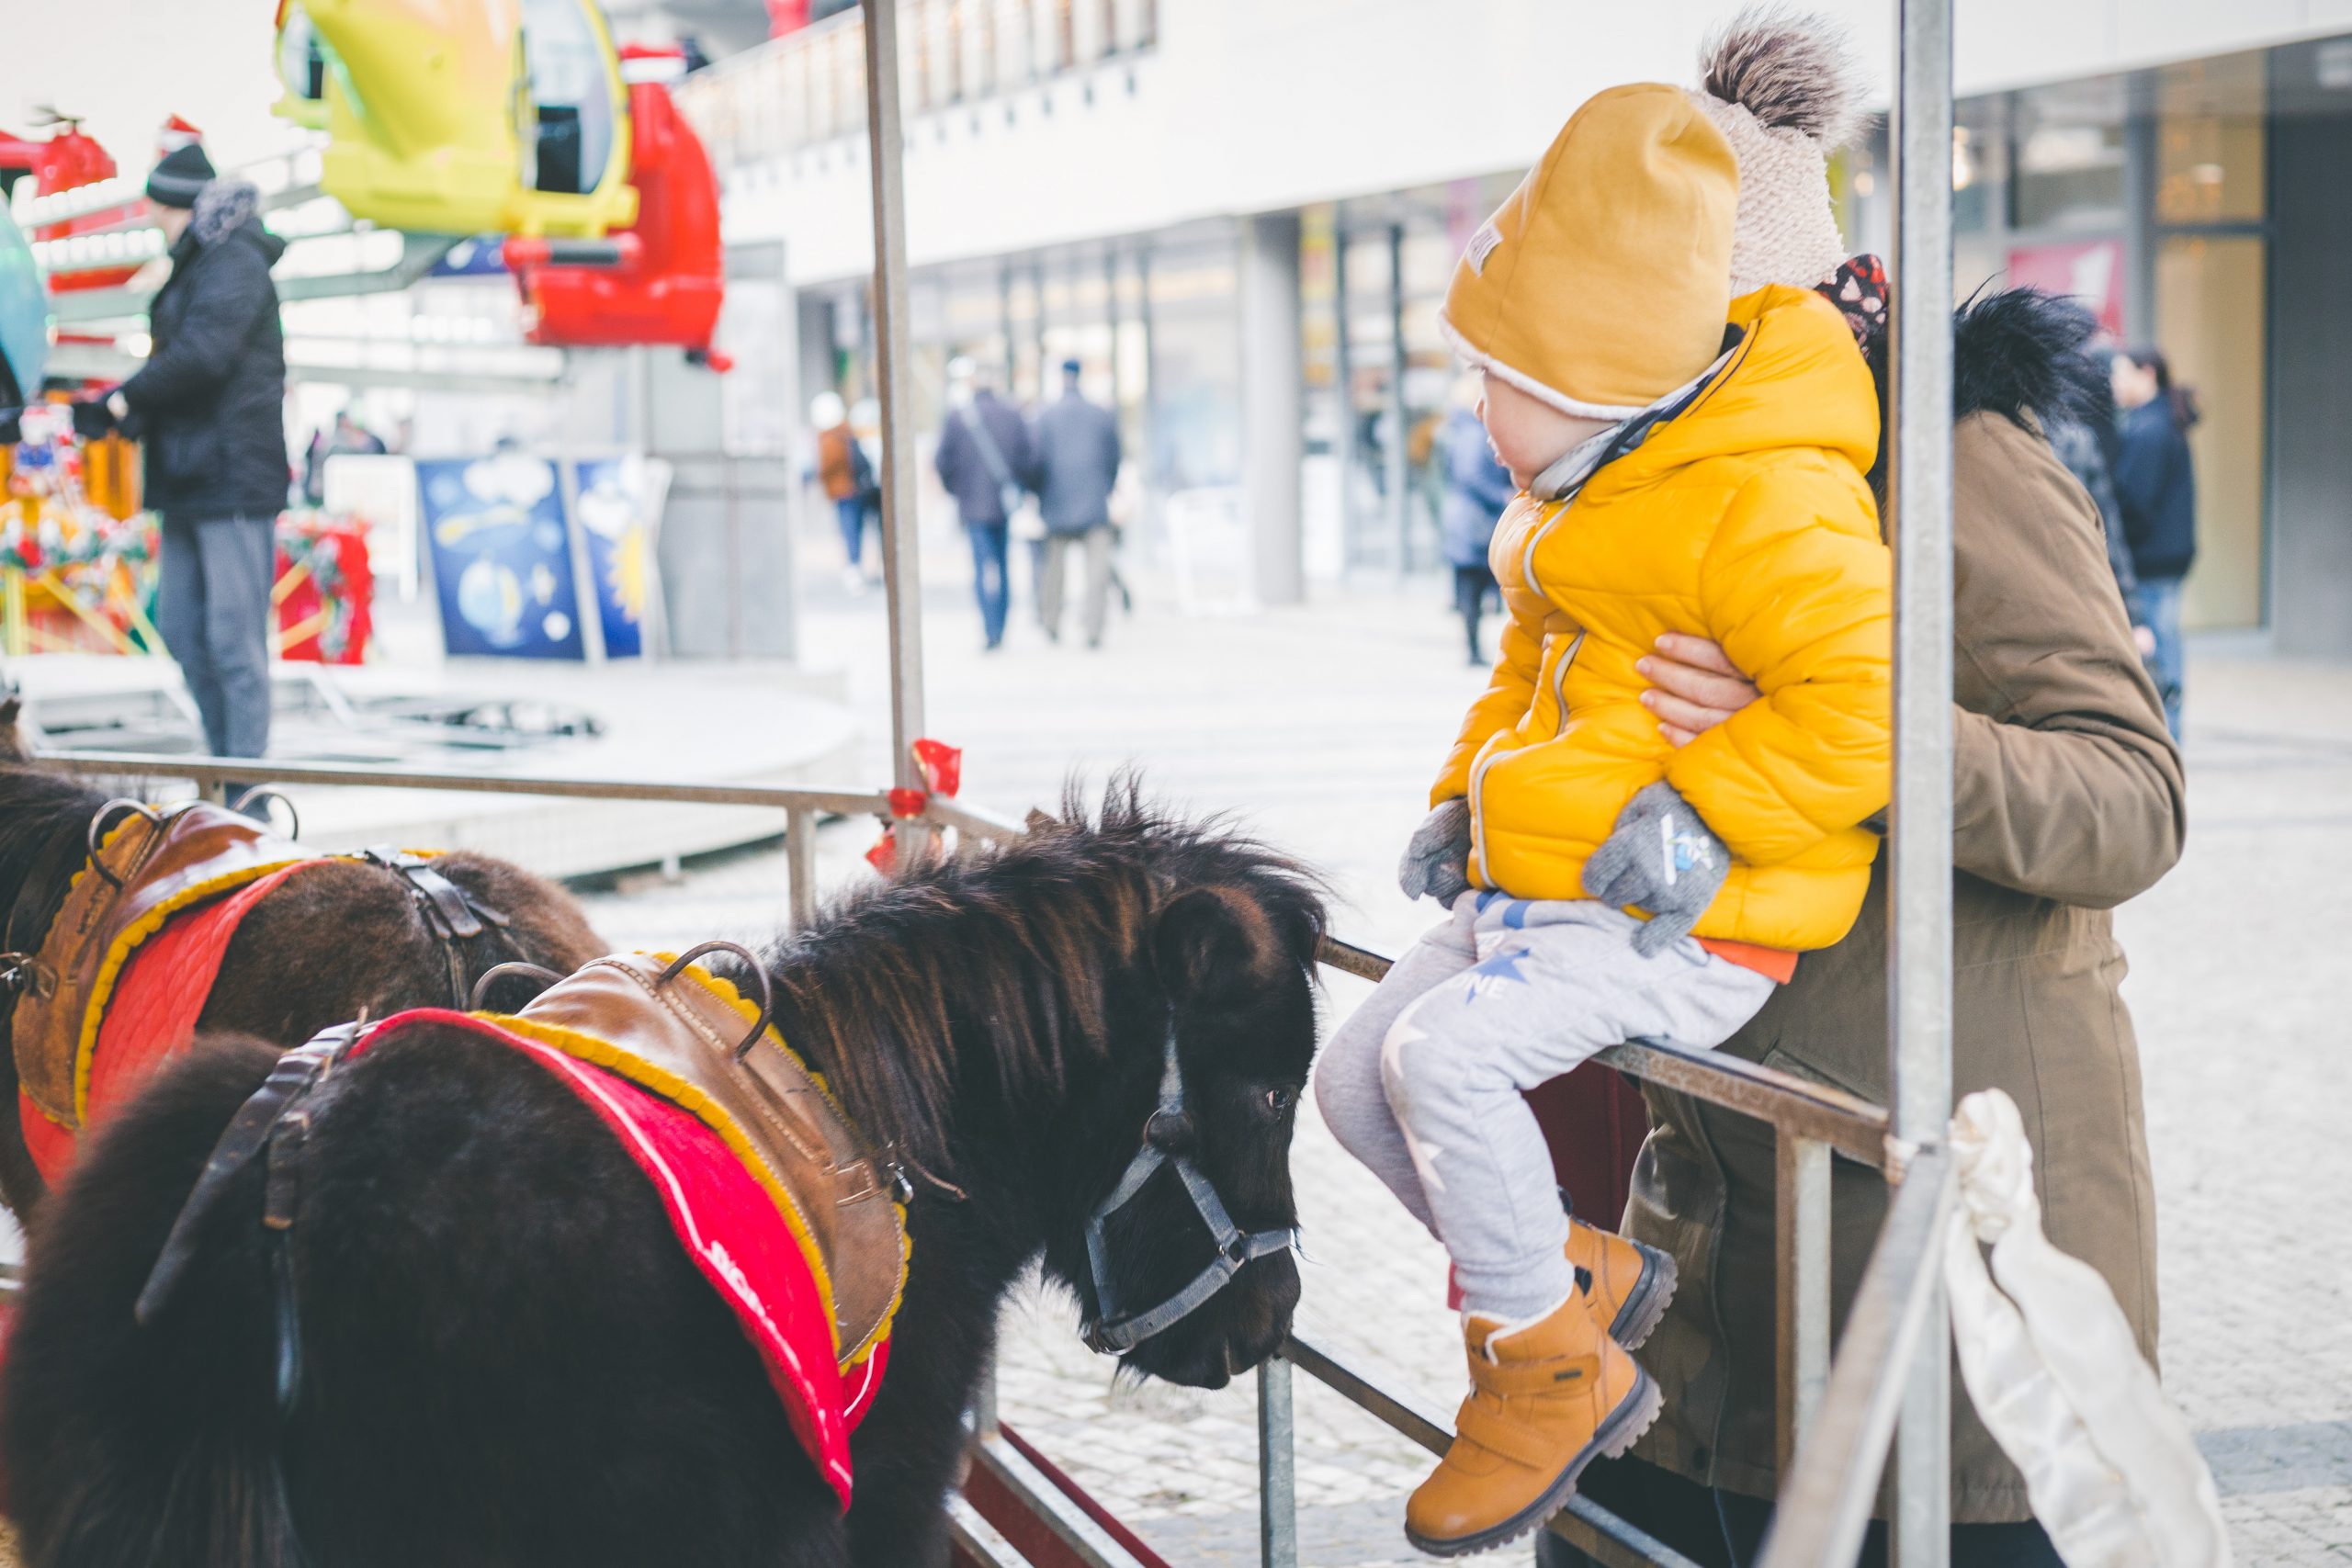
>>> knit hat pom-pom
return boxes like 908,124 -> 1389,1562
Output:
1699,5 -> 1869,152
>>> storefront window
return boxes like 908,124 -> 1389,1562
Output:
2156,52 -> 2267,224
2011,78 -> 2127,231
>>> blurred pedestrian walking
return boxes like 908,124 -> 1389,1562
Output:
300,408 -> 385,506
99,145 -> 288,773
1438,372 -> 1515,665
2111,346 -> 2198,736
933,358 -> 1035,650
1031,358 -> 1123,649
811,389 -> 879,591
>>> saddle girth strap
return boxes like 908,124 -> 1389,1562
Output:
359,848 -> 510,1010
135,1021 -> 360,1337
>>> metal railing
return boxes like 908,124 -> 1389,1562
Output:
1261,938 -> 1957,1568
673,0 -> 1159,170
39,750 -> 902,933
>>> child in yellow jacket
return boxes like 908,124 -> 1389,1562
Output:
1313,84 -> 1890,1557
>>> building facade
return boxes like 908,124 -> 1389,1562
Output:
688,0 -> 2352,652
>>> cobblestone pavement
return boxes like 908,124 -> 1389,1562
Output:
579,570 -> 2352,1567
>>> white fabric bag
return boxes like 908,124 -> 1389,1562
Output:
1945,1089 -> 2231,1568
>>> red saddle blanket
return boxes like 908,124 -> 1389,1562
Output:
347,1010 -> 883,1510
21,863 -> 313,1187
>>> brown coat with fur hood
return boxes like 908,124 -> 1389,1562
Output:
1621,291 -> 2184,1522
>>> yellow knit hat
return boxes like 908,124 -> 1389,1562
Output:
1440,85 -> 1738,419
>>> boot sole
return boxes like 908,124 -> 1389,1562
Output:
1403,1366 -> 1664,1559
1607,1240 -> 1679,1352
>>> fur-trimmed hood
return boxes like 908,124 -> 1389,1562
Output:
1857,284 -> 2111,495
1950,286 -> 2110,429
181,180 -> 283,264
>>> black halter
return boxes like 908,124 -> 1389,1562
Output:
1080,1027 -> 1297,1354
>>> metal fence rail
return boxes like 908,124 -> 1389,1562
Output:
33,750 -> 917,934
1278,937 -> 1946,1568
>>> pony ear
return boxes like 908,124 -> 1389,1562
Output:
1152,887 -> 1272,1010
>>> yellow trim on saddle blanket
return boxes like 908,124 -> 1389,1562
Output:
47,819 -> 310,1127
482,957 -> 909,1373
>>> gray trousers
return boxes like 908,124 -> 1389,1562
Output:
1315,894 -> 1774,1321
155,513 -> 275,758
1040,525 -> 1113,647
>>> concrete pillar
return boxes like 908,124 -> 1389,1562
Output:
1241,210 -> 1304,606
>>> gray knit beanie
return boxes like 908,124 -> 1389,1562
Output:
1688,7 -> 1869,299
145,143 -> 216,210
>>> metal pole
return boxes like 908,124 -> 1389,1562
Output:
786,806 -> 819,931
1257,1355 -> 1298,1568
1775,1132 -> 1832,1475
861,0 -> 933,859
1887,0 -> 1956,1562
1385,222 -> 1409,576
1332,213 -> 1357,564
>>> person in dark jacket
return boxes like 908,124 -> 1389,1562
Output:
2110,346 -> 2197,736
2047,416 -> 2137,606
933,357 -> 1035,650
1030,359 -> 1123,649
1437,375 -> 1516,665
102,144 -> 288,761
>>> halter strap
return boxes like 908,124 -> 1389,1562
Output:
1079,1027 -> 1298,1355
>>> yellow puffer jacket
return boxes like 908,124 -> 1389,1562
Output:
1434,285 -> 1891,952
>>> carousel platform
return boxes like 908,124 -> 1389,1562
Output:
7,652 -> 864,881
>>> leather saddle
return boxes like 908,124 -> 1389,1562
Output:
14,803 -> 307,1129
505,953 -> 908,1367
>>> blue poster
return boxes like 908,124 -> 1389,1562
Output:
417,455 -> 585,660
571,457 -> 652,659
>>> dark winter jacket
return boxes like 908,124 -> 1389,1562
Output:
2047,417 -> 2136,600
119,182 -> 289,521
932,392 -> 1035,526
1030,390 -> 1121,535
2112,399 -> 2197,581
1437,408 -> 1515,569
1625,288 -> 2182,1523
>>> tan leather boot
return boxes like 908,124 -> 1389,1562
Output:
1404,1292 -> 1661,1557
1566,1216 -> 1677,1350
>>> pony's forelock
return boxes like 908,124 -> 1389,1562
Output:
765,774 -> 1327,1174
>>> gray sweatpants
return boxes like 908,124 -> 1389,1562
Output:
1040,525 -> 1113,647
155,513 -> 275,759
1315,894 -> 1775,1321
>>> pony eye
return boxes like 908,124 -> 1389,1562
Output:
1265,1086 -> 1295,1115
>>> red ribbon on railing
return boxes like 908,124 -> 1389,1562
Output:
865,739 -> 965,876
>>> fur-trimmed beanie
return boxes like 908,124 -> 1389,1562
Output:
1688,7 -> 1867,298
1439,84 -> 1737,420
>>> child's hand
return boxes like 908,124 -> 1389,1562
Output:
1397,799 -> 1473,905
1583,783 -> 1729,956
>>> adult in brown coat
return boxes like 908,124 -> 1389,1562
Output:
1542,286 -> 2184,1566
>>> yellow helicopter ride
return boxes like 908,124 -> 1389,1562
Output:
273,0 -> 639,239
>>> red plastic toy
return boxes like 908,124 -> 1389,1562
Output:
0,114 -> 197,295
503,48 -> 727,364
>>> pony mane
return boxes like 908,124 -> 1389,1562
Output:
763,776 -> 1327,1173
0,764 -> 106,946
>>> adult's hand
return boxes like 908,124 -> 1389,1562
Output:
1634,633 -> 1759,746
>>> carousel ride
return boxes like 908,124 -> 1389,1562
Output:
0,2 -> 830,874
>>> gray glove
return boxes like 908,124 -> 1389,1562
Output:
1396,798 -> 1473,905
1582,783 -> 1729,957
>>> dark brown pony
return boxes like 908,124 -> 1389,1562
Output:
0,689 -> 605,1215
2,783 -> 1329,1568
